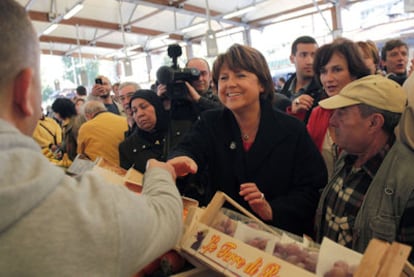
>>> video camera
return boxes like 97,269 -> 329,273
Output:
156,44 -> 200,100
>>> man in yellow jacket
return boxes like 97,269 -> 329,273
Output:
32,111 -> 62,151
77,100 -> 128,165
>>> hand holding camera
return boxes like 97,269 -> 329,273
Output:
156,83 -> 167,98
91,78 -> 107,98
156,44 -> 200,101
184,82 -> 201,102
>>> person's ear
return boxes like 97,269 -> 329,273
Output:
369,113 -> 385,131
13,68 -> 35,116
289,54 -> 295,64
259,83 -> 265,94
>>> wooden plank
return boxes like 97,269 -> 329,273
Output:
354,238 -> 389,277
199,191 -> 227,225
403,261 -> 414,277
378,242 -> 412,277
222,193 -> 280,236
199,191 -> 278,236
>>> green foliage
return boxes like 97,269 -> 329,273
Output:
62,56 -> 99,86
41,85 -> 54,102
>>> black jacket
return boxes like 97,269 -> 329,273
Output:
169,100 -> 327,236
119,131 -> 166,173
118,118 -> 192,173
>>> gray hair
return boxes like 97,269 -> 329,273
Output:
0,0 -> 40,88
118,81 -> 141,91
83,100 -> 107,117
186,57 -> 211,73
358,104 -> 402,135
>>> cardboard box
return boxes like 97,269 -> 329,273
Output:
67,155 -> 144,192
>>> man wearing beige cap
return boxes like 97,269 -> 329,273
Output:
314,75 -> 414,260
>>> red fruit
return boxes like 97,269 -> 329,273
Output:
141,257 -> 161,275
160,250 -> 186,274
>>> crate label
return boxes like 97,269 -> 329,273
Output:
182,224 -> 314,277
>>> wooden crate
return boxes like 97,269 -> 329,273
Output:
180,191 -> 316,277
180,191 -> 414,277
354,239 -> 412,277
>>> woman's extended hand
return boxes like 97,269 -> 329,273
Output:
167,156 -> 198,177
239,183 -> 273,221
146,159 -> 177,181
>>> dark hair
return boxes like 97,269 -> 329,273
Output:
381,39 -> 408,61
358,104 -> 402,135
291,36 -> 317,55
212,44 -> 274,102
76,85 -> 87,96
313,38 -> 371,80
51,98 -> 77,119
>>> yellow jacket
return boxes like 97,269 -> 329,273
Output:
32,117 -> 62,148
77,112 -> 127,166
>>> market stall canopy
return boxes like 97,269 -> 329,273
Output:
16,0 -> 365,60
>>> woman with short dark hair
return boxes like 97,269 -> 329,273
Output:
168,44 -> 327,237
307,38 -> 371,179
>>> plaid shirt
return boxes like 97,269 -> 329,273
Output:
321,138 -> 414,256
322,153 -> 376,247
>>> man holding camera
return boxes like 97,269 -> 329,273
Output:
185,58 -> 221,109
90,75 -> 123,115
156,56 -> 220,205
156,57 -> 220,114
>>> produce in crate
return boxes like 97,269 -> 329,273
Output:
323,260 -> 356,277
210,208 -> 320,274
273,242 -> 318,273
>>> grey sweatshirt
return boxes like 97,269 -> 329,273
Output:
0,119 -> 183,276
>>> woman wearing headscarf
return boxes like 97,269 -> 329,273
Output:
119,90 -> 169,173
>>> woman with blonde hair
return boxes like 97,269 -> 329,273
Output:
357,40 -> 381,75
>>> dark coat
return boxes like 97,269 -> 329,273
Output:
169,100 -> 328,237
279,73 -> 322,100
62,115 -> 85,161
119,90 -> 170,172
118,115 -> 200,173
119,132 -> 166,173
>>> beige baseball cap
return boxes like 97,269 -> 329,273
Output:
319,75 -> 407,113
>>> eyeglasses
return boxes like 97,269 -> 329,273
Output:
118,92 -> 135,102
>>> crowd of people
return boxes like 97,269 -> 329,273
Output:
2,0 -> 414,275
